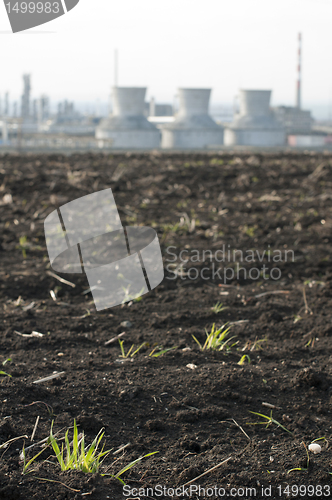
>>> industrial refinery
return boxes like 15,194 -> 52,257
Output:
161,88 -> 224,149
0,33 -> 330,151
224,90 -> 286,147
96,87 -> 161,149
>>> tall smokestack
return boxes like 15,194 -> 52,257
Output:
114,49 -> 118,87
21,74 -> 31,119
296,32 -> 302,109
4,92 -> 9,116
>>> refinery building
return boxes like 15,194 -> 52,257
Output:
0,33 -> 331,151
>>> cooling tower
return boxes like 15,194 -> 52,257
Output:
161,88 -> 223,149
96,87 -> 160,149
224,90 -> 285,147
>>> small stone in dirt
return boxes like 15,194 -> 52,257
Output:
186,363 -> 197,369
178,465 -> 204,482
119,386 -> 141,400
293,368 -> 329,390
145,419 -> 165,431
308,443 -> 322,454
3,194 -> 13,204
120,321 -> 133,328
0,420 -> 14,440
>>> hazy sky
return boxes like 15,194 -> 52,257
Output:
1,0 -> 332,113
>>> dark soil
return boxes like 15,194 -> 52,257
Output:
1,151 -> 332,500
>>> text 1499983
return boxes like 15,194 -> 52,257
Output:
5,1 -> 60,14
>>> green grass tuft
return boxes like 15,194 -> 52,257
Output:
119,339 -> 146,358
192,323 -> 236,351
238,354 -> 251,365
22,420 -> 158,484
0,358 -> 11,377
211,302 -> 228,314
247,410 -> 293,435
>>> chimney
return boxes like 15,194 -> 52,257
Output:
112,87 -> 146,117
296,33 -> 302,109
239,89 -> 272,117
177,88 -> 211,118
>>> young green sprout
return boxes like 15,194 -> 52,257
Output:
242,337 -> 267,352
23,420 -> 110,475
118,339 -> 146,358
48,419 -> 109,473
211,302 -> 228,314
0,358 -> 11,377
247,410 -> 293,435
192,323 -> 236,352
149,346 -> 177,357
106,452 -> 158,485
238,354 -> 251,365
21,420 -> 110,475
22,420 -> 158,484
287,441 -> 310,473
121,285 -> 145,304
22,444 -> 49,475
17,236 -> 29,259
